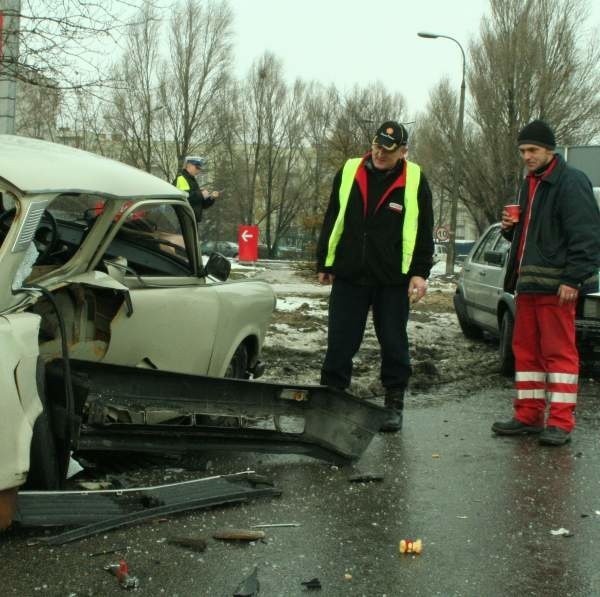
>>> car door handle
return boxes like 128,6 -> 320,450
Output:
479,271 -> 486,276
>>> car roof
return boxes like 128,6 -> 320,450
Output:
0,135 -> 186,200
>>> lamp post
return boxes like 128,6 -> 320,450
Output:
418,31 -> 466,275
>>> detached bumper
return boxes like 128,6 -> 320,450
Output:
46,359 -> 388,464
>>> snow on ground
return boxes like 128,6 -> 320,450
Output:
251,261 -> 501,396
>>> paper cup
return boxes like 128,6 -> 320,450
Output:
505,204 -> 520,223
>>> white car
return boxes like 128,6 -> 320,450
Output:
0,136 -> 275,515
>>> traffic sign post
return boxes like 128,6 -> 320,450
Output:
435,225 -> 450,243
238,225 -> 259,262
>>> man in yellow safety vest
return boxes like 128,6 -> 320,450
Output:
316,121 -> 434,432
173,156 -> 221,222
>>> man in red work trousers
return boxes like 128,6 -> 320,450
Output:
492,120 -> 600,446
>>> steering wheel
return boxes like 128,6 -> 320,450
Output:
0,208 -> 59,263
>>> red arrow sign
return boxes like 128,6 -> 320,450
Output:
238,225 -> 259,262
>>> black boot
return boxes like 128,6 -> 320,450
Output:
380,388 -> 404,432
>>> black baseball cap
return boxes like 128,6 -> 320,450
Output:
372,121 -> 409,151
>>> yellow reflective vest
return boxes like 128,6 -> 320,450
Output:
325,158 -> 421,274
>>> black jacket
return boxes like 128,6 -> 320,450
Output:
503,154 -> 600,294
174,169 -> 214,222
316,156 -> 434,285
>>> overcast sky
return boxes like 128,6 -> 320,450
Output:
229,0 -> 600,117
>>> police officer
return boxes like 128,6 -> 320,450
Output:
174,156 -> 220,221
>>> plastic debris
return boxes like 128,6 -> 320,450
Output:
347,472 -> 384,483
233,566 -> 259,596
399,539 -> 423,554
214,528 -> 266,541
104,558 -> 140,590
301,577 -> 322,590
550,528 -> 573,537
168,537 -> 208,552
343,573 -> 353,581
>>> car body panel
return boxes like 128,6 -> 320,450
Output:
0,313 -> 43,489
0,135 -> 185,199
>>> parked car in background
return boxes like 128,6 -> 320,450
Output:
201,240 -> 239,259
433,243 -> 448,264
454,239 -> 476,266
454,223 -> 600,375
0,135 -> 276,503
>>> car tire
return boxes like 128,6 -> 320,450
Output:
24,358 -> 63,490
226,344 -> 248,379
499,311 -> 515,376
453,292 -> 484,340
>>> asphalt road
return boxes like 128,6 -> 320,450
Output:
2,376 -> 600,596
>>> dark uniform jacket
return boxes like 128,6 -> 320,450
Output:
174,169 -> 214,222
316,156 -> 434,286
503,154 -> 600,295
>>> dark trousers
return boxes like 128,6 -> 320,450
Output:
320,278 -> 411,390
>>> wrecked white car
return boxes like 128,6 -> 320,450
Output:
0,137 -> 273,480
0,136 -> 385,528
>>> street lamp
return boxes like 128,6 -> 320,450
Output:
418,31 -> 466,275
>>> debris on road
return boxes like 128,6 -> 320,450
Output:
301,577 -> 322,589
347,472 -> 384,483
104,558 -> 140,590
550,528 -> 573,537
251,522 -> 300,528
213,528 -> 266,541
167,537 -> 208,552
27,472 -> 279,545
233,566 -> 259,596
399,539 -> 423,554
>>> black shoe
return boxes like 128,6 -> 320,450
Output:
491,418 -> 543,436
539,426 -> 571,446
380,409 -> 403,432
380,389 -> 404,433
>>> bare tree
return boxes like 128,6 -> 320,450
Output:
264,79 -> 311,255
411,78 -> 459,231
213,54 -> 273,228
105,1 -> 162,172
328,83 -> 408,168
158,0 -> 233,175
466,0 -> 600,222
1,0 -> 139,89
302,82 -> 340,254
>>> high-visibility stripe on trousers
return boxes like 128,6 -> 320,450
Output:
512,293 -> 578,432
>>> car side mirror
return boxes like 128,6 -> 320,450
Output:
484,250 -> 506,266
204,252 -> 231,281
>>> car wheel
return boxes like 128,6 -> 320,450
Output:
24,358 -> 63,490
499,311 -> 515,376
225,344 -> 248,379
453,292 -> 484,340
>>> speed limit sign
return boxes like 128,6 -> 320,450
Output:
435,226 -> 449,242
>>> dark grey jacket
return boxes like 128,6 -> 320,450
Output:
503,154 -> 600,294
